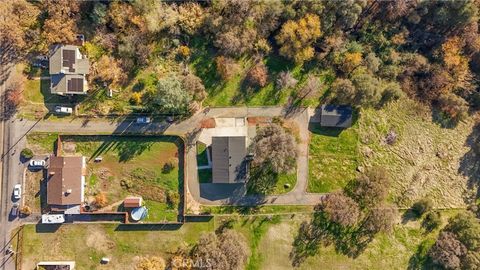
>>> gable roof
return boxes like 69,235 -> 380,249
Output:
320,105 -> 353,128
49,44 -> 89,95
47,155 -> 86,206
211,136 -> 247,184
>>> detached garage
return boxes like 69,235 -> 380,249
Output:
320,105 -> 353,128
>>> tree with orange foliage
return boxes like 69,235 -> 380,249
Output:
41,0 -> 80,47
94,55 -> 126,88
247,62 -> 268,87
441,37 -> 473,92
276,14 -> 322,64
94,192 -> 108,208
0,0 -> 39,55
341,52 -> 363,74
215,56 -> 240,81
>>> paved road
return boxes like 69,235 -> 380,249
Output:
0,63 -> 23,270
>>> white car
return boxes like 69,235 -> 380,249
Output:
136,117 -> 151,124
13,184 -> 21,200
55,106 -> 73,114
29,159 -> 45,167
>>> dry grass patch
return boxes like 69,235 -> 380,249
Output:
358,99 -> 475,208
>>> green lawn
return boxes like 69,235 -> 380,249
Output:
143,200 -> 178,222
198,168 -> 212,183
308,124 -> 359,193
26,133 -> 59,154
274,172 -> 296,194
196,142 -> 209,166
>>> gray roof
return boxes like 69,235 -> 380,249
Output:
51,74 -> 87,95
49,45 -> 89,75
49,45 -> 89,94
320,105 -> 353,128
211,136 -> 247,184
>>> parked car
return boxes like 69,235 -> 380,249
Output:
35,55 -> 48,61
13,185 -> 21,200
32,62 -> 47,68
29,159 -> 45,168
136,117 -> 151,124
11,203 -> 19,217
55,106 -> 73,114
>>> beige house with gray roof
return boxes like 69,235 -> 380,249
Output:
49,45 -> 89,95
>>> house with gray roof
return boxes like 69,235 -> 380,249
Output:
320,105 -> 353,128
211,136 -> 247,183
49,45 -> 89,95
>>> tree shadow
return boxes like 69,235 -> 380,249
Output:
289,210 -> 375,267
458,122 -> 480,205
407,239 -> 435,270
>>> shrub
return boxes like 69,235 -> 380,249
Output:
120,178 -> 135,190
162,161 -> 176,174
20,205 -> 32,216
331,78 -> 356,105
94,192 -> 108,208
215,56 -> 240,81
130,92 -> 142,105
381,82 -> 404,104
177,45 -> 191,58
437,93 -> 469,123
21,148 -> 34,159
423,211 -> 442,231
136,256 -> 166,270
411,198 -> 433,217
167,190 -> 180,208
247,62 -> 268,87
276,71 -> 298,90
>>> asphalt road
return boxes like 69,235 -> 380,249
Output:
0,63 -> 23,270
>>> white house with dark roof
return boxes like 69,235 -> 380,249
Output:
49,44 -> 89,95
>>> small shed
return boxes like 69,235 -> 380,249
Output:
123,197 -> 143,208
320,105 -> 353,128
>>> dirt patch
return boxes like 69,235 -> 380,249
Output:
85,227 -> 116,252
247,117 -> 271,126
200,118 -> 216,128
63,142 -> 76,154
24,171 -> 43,213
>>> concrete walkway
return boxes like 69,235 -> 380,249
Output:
17,106 -> 325,208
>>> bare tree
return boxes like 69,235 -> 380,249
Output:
319,192 -> 360,227
191,230 -> 249,270
251,124 -> 297,174
276,71 -> 298,90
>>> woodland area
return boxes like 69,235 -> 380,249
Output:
1,0 -> 479,119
